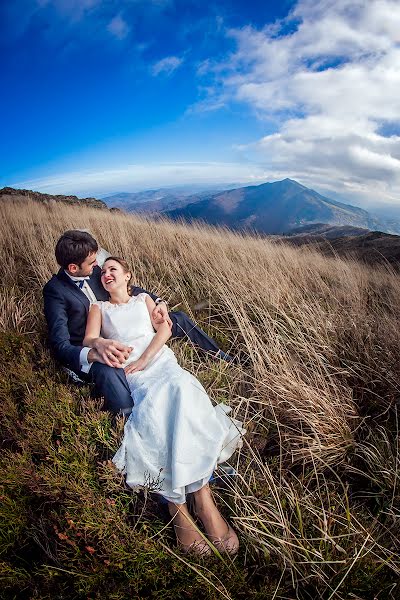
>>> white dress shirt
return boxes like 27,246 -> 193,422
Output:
64,273 -> 95,373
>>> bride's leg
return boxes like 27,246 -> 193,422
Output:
192,484 -> 239,554
168,501 -> 211,555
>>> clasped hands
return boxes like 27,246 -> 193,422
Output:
89,302 -> 171,372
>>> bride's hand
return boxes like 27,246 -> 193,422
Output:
124,356 -> 149,374
94,338 -> 132,368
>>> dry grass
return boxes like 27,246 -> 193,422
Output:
1,198 -> 399,599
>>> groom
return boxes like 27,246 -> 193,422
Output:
43,230 -> 229,415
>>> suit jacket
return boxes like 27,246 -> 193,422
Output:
43,265 -> 156,373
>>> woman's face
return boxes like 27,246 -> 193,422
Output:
101,259 -> 130,292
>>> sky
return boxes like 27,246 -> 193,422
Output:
1,0 -> 400,208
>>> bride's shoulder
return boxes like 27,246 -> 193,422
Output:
132,292 -> 149,303
90,300 -> 105,310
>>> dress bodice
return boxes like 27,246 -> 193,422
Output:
96,293 -> 157,363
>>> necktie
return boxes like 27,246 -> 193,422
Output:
77,281 -> 85,289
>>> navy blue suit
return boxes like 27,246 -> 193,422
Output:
43,266 -> 221,414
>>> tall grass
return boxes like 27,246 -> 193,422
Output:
1,198 -> 399,599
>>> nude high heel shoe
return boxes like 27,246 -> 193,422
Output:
208,520 -> 239,555
173,523 -> 212,556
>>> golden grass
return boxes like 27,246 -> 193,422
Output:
1,198 -> 399,599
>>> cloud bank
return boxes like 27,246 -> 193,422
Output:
204,0 -> 400,205
12,162 -> 269,196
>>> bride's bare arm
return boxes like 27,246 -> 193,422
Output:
84,305 -> 132,368
83,305 -> 102,348
124,295 -> 172,374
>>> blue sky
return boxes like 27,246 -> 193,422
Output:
2,1 -> 400,206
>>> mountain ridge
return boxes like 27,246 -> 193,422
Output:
103,179 -> 398,234
164,178 -> 381,234
0,186 -> 108,210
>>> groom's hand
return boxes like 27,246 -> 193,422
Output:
152,303 -> 172,329
92,338 -> 132,368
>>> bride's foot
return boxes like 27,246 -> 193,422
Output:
168,502 -> 211,556
209,522 -> 239,555
192,485 -> 239,555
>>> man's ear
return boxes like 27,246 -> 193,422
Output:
67,263 -> 79,274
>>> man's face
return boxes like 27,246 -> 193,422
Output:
67,252 -> 98,277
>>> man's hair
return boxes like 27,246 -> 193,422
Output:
55,230 -> 98,268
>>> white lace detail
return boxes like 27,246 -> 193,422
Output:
98,293 -> 149,311
134,292 -> 148,303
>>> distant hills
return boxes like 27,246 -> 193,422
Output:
102,183 -> 240,214
103,187 -> 206,213
104,179 -> 400,236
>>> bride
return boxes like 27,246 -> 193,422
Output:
83,256 -> 244,555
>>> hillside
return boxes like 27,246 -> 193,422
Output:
282,227 -> 400,269
285,222 -> 370,238
0,186 -> 108,210
1,198 -> 399,599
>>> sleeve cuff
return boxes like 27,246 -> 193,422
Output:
79,347 -> 92,373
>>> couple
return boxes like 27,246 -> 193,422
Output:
43,230 -> 244,555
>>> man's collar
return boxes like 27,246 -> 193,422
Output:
64,270 -> 91,283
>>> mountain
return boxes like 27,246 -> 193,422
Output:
164,179 -> 382,235
101,179 -> 400,236
0,186 -> 108,210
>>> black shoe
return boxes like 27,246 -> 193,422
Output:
215,350 -> 235,363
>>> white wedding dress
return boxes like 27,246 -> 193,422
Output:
95,294 -> 244,504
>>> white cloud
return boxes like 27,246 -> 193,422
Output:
151,55 -> 183,77
12,162 -> 269,196
107,14 -> 129,40
204,0 -> 400,205
42,0 -> 101,21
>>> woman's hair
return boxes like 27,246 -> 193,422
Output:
55,230 -> 98,268
103,256 -> 132,294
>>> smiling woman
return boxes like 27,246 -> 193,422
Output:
83,255 -> 245,554
100,257 -> 132,298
